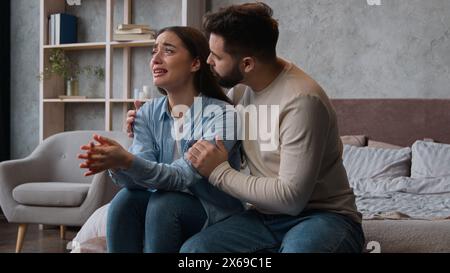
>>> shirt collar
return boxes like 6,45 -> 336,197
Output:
157,94 -> 205,121
158,96 -> 171,121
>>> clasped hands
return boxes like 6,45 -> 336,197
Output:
78,134 -> 134,177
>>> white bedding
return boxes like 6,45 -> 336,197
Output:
357,191 -> 450,220
352,176 -> 450,220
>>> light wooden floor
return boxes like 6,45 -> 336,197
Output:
0,216 -> 79,253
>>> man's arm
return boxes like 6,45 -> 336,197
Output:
208,96 -> 331,216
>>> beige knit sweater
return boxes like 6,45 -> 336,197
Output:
209,59 -> 362,224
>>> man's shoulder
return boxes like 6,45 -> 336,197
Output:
274,63 -> 332,109
285,65 -> 323,93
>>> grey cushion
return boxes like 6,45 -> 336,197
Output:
12,183 -> 90,207
343,144 -> 412,180
411,140 -> 450,178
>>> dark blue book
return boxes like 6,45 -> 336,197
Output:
55,13 -> 77,44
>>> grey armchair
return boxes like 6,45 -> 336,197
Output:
0,130 -> 132,252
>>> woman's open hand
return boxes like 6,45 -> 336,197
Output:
78,134 -> 134,176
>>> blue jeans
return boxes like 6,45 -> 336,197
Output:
180,209 -> 365,253
106,188 -> 207,253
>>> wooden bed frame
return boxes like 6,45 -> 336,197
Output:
331,99 -> 450,146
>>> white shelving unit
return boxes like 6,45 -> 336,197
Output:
39,0 -> 205,141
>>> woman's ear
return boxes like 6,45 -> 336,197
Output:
191,58 -> 201,72
242,57 -> 255,73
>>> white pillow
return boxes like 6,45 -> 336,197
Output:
69,204 -> 109,252
411,141 -> 450,178
343,144 -> 411,180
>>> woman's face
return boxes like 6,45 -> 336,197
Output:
150,31 -> 198,91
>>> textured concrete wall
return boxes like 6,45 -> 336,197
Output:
11,0 -> 40,159
10,0 -> 450,158
211,0 -> 450,98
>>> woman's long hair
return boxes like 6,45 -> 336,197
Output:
155,26 -> 232,105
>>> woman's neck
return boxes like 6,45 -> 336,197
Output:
166,84 -> 199,117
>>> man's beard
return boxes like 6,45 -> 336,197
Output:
211,63 -> 244,88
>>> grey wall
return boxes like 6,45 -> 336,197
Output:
10,0 -> 450,159
212,0 -> 450,98
11,0 -> 40,160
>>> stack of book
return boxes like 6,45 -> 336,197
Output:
113,24 -> 155,41
48,13 -> 78,45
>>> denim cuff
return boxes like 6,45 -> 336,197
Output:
108,169 -> 136,188
124,155 -> 150,181
182,154 -> 204,181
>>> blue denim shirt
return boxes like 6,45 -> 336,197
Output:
109,96 -> 243,227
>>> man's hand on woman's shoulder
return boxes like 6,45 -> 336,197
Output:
126,100 -> 144,138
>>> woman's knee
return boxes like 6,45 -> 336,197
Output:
108,188 -> 151,218
146,192 -> 201,218
145,192 -> 206,236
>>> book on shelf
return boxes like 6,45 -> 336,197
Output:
117,24 -> 151,30
115,28 -> 155,35
48,13 -> 77,45
113,33 -> 155,42
48,16 -> 52,45
58,95 -> 87,100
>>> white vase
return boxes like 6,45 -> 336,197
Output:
66,79 -> 79,97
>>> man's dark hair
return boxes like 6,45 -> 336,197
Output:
203,2 -> 279,63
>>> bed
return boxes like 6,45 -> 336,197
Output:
69,99 -> 450,253
334,99 -> 450,253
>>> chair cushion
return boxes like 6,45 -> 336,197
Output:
12,182 -> 90,207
